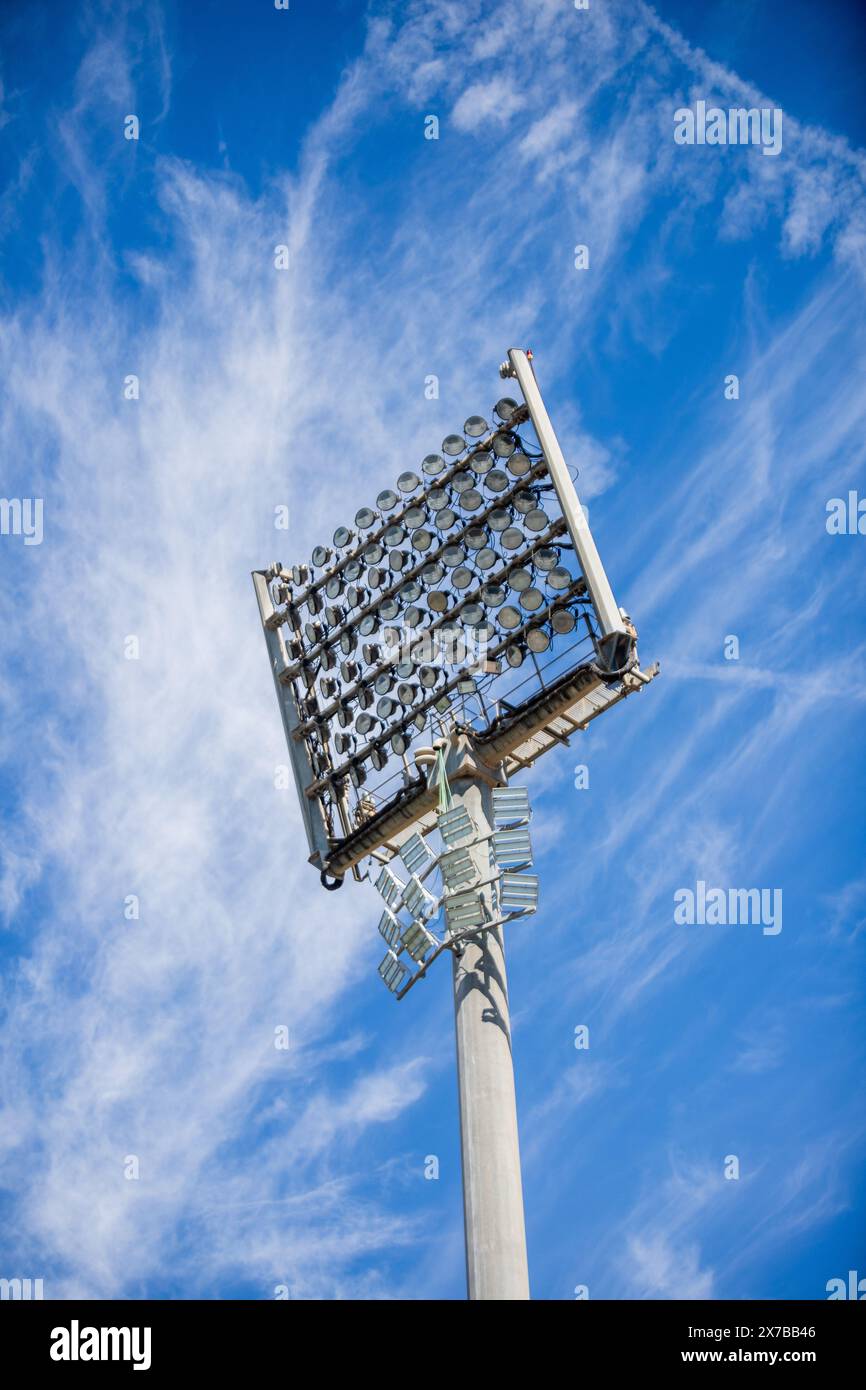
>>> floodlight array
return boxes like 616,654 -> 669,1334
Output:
262,388 -> 605,839
374,784 -> 538,999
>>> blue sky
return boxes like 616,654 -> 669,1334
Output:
0,0 -> 864,1300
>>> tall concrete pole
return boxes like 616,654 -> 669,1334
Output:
449,767 -> 530,1300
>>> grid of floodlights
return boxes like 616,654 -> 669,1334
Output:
376,784 -> 538,998
270,393 -> 601,843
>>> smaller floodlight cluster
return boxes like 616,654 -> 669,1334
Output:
263,388 -> 602,844
375,785 -> 538,999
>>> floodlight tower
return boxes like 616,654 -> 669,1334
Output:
253,348 -> 657,1300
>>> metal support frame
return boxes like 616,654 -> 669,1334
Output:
505,349 -> 630,671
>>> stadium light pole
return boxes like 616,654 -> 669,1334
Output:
252,348 -> 658,1301
446,737 -> 529,1299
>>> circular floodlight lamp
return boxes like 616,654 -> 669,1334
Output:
344,560 -> 362,581
392,730 -> 412,755
312,545 -> 331,567
527,626 -> 551,654
419,665 -> 439,689
452,566 -> 474,589
333,526 -> 353,548
465,526 -> 488,550
380,598 -> 400,620
434,508 -> 457,531
519,587 -> 544,612
513,490 -> 536,515
551,608 -> 577,635
356,713 -> 377,736
472,451 -> 494,475
422,559 -> 445,585
340,631 -> 356,655
535,546 -> 560,571
464,415 -> 488,438
442,434 -> 465,457
412,528 -> 434,552
501,527 -> 524,551
476,546 -> 497,570
371,747 -> 387,771
485,469 -> 509,494
494,397 -> 518,422
492,433 -> 516,459
461,602 -> 485,627
428,487 -> 450,512
358,615 -> 378,636
383,523 -> 405,547
364,541 -> 384,563
397,471 -> 420,493
355,507 -> 376,530
428,590 -> 450,613
499,605 -> 522,630
507,453 -> 531,478
481,583 -> 506,608
547,565 -> 572,591
506,643 -> 526,669
375,672 -> 393,695
367,567 -> 384,589
459,489 -> 483,512
489,508 -> 512,532
404,504 -> 427,529
377,696 -> 396,719
452,471 -> 474,493
508,564 -> 536,592
442,544 -> 465,569
401,580 -> 422,604
422,453 -> 446,477
325,576 -> 343,600
524,508 -> 549,532
377,489 -> 398,511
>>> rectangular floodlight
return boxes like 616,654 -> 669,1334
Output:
491,827 -> 533,869
401,919 -> 439,963
445,888 -> 489,935
498,872 -> 539,915
402,875 -> 438,922
438,804 -> 476,849
376,865 -> 404,908
377,907 -> 402,948
441,845 -> 479,892
254,348 -> 656,884
378,949 -> 410,993
491,787 -> 531,826
399,832 -> 437,879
